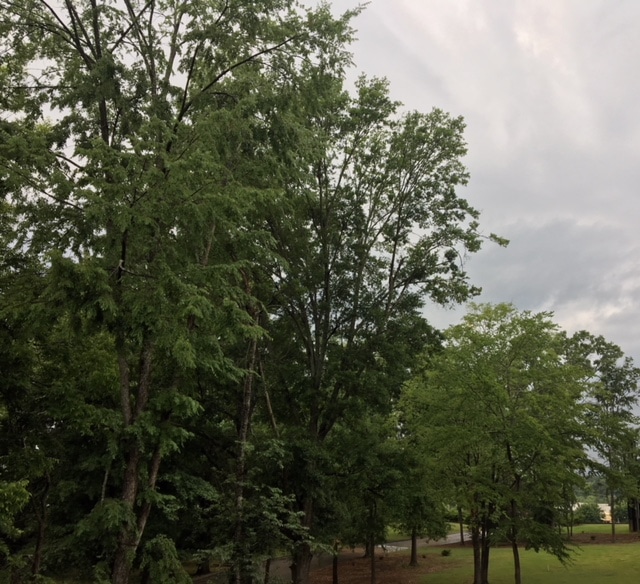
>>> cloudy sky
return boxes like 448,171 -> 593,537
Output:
326,0 -> 640,361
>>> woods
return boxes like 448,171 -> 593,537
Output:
1,2 -> 639,584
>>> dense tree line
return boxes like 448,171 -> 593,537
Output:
0,1 -> 495,583
1,2 -> 639,584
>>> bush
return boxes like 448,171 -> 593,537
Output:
574,502 -> 605,524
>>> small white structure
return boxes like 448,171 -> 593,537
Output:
598,503 -> 612,523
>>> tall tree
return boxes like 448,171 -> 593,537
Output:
566,332 -> 640,542
262,72 -> 501,583
405,304 -> 589,584
0,1 -> 357,582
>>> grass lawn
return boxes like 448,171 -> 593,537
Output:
386,523 -> 457,542
421,541 -> 640,584
572,522 -> 629,534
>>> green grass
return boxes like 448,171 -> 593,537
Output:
572,522 -> 629,534
420,542 -> 640,584
386,523 -> 457,542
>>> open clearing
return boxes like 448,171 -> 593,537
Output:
308,531 -> 640,584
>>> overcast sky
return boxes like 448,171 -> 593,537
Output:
326,0 -> 640,361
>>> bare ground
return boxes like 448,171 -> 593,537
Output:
194,533 -> 640,583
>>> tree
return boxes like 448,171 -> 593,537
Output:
566,332 -> 640,541
405,304 -> 589,584
573,501 -> 605,524
260,70 -> 500,583
0,1 -> 358,582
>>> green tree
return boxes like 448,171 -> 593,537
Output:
573,501 -> 605,524
566,332 -> 640,541
405,304 -> 588,584
0,1 -> 357,582
395,391 -> 450,567
262,71 -> 500,583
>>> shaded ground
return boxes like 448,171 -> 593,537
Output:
194,532 -> 640,583
308,533 -> 640,584
308,546 -> 461,584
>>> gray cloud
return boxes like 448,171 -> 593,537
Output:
326,0 -> 640,360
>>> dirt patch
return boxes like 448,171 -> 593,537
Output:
308,550 -> 461,584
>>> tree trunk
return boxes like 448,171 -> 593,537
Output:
458,507 -> 465,546
471,525 -> 482,584
290,542 -> 313,584
511,539 -> 521,584
409,525 -> 418,566
332,540 -> 339,584
111,444 -> 142,584
369,500 -> 377,584
233,330 -> 259,584
629,498 -> 639,532
480,524 -> 490,584
610,490 -> 616,542
31,477 -> 50,576
369,533 -> 376,584
509,495 -> 521,584
363,540 -> 371,558
112,340 -> 157,584
263,558 -> 271,584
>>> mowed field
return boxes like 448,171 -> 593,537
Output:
420,544 -> 638,584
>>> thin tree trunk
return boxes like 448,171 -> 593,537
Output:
630,498 -> 640,532
369,533 -> 376,584
509,494 -> 521,584
480,523 -> 491,584
112,340 -> 157,584
32,512 -> 47,576
369,500 -> 377,584
363,540 -> 371,558
263,558 -> 271,584
511,538 -> 521,584
409,525 -> 418,566
234,329 -> 259,584
332,553 -> 338,584
111,444 -> 142,584
111,443 -> 163,584
471,525 -> 482,584
31,478 -> 50,576
610,491 -> 616,542
458,506 -> 465,546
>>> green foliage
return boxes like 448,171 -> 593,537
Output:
0,480 -> 29,556
404,303 -> 591,582
573,502 -> 605,525
140,535 -> 191,584
0,1 -> 500,582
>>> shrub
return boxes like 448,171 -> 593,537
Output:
574,502 -> 605,524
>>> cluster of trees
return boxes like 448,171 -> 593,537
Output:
1,3 -> 638,584
0,1 -> 497,584
400,303 -> 640,584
